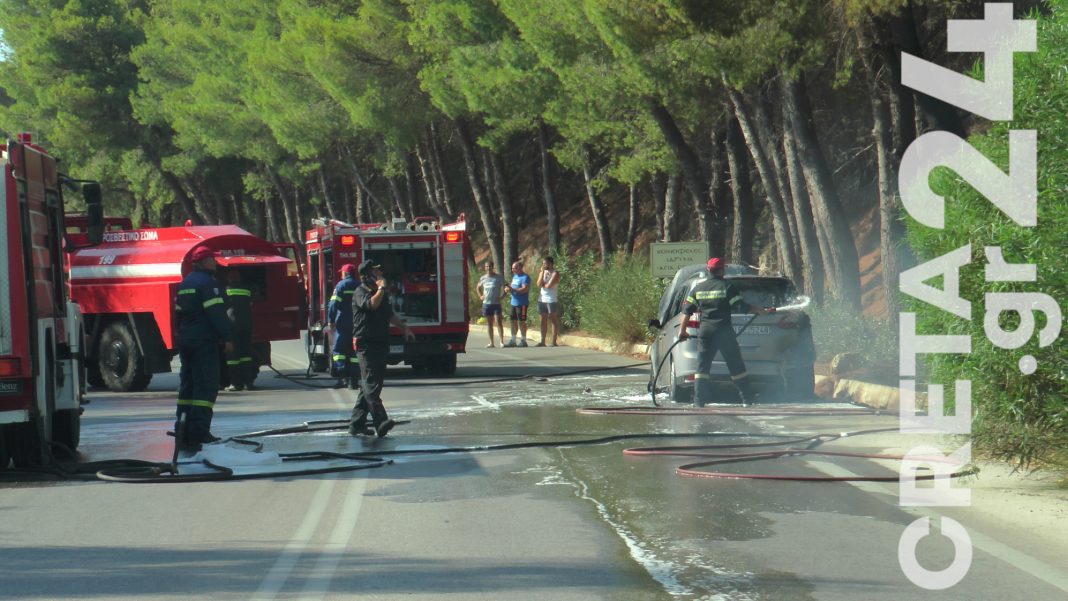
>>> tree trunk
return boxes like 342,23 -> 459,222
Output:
404,153 -> 419,219
489,150 -> 519,266
781,74 -> 862,310
780,99 -> 825,304
625,183 -> 638,256
724,81 -> 800,284
582,161 -> 613,267
263,164 -> 300,245
159,170 -> 203,225
428,122 -> 455,218
340,143 -> 389,219
663,173 -> 681,243
388,177 -> 409,221
416,141 -> 447,221
725,117 -> 755,265
455,118 -> 503,272
647,100 -> 720,256
318,167 -> 337,220
652,173 -> 666,242
537,120 -> 561,253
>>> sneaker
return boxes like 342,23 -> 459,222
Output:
485,343 -> 495,348
348,421 -> 370,436
375,419 -> 397,438
534,342 -> 545,347
503,340 -> 517,348
517,340 -> 528,348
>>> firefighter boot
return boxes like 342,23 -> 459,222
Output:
734,376 -> 758,407
693,374 -> 713,408
348,398 -> 371,435
371,402 -> 395,438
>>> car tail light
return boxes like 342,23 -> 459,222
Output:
683,374 -> 695,383
777,316 -> 799,329
686,319 -> 700,329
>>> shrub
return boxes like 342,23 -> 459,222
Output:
904,4 -> 1068,468
549,247 -> 599,331
574,253 -> 665,345
808,302 -> 897,367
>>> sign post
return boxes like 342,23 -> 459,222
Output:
650,242 -> 707,278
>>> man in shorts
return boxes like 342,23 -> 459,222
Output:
502,260 -> 531,347
477,260 -> 505,347
536,257 -> 561,346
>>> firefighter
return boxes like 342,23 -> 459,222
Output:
327,263 -> 360,388
348,259 -> 415,437
677,257 -> 772,407
224,270 -> 255,392
174,246 -> 232,453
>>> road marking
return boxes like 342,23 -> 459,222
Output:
251,389 -> 366,600
250,475 -> 338,601
807,460 -> 1068,593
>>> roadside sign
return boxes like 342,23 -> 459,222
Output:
650,241 -> 707,278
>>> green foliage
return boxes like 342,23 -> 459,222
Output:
808,302 -> 896,367
546,246 -> 598,331
574,253 -> 664,345
904,3 -> 1068,468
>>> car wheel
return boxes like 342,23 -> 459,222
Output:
668,358 -> 689,403
785,362 -> 815,401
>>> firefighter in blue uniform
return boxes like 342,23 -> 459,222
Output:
224,270 -> 255,392
327,263 -> 360,388
348,259 -> 415,437
678,257 -> 771,407
174,246 -> 232,453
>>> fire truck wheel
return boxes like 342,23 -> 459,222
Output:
85,361 -> 106,389
7,422 -> 44,468
52,409 -> 81,452
99,322 -> 152,392
435,353 -> 457,376
0,429 -> 10,470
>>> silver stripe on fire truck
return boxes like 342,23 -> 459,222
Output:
0,175 -> 9,355
0,410 -> 30,425
362,242 -> 434,250
443,241 -> 464,323
70,263 -> 184,279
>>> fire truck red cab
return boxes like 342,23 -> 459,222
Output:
0,135 -> 103,468
305,215 -> 469,375
65,221 -> 306,392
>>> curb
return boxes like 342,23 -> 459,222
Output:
816,375 -> 921,413
471,321 -> 650,357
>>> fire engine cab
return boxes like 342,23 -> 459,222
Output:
0,134 -> 103,468
305,215 -> 470,375
65,219 -> 306,392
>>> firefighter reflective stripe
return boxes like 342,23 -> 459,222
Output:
227,357 -> 253,365
330,295 -> 341,303
695,290 -> 727,300
729,295 -> 744,305
333,353 -> 345,362
693,373 -> 710,380
203,297 -> 224,308
226,287 -> 251,297
731,372 -> 748,380
178,288 -> 197,296
177,399 -> 215,408
330,290 -> 355,303
349,356 -> 360,363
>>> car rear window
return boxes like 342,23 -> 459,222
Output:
730,278 -> 796,308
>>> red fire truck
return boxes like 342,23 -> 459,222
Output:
305,215 -> 470,375
0,134 -> 103,468
65,219 -> 306,392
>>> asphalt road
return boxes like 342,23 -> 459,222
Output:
1,332 -> 1065,600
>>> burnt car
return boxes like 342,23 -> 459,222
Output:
648,264 -> 816,403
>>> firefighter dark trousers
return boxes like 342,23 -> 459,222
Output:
227,328 -> 254,388
349,341 -> 390,429
332,327 -> 359,386
177,342 -> 221,443
694,321 -> 755,406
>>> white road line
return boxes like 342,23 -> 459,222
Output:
250,475 -> 339,601
300,475 -> 368,599
251,390 -> 364,600
806,460 -> 1068,593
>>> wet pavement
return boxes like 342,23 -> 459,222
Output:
3,337 -> 1066,600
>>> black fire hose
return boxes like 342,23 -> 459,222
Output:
647,313 -> 760,407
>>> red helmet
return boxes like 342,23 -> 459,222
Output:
706,257 -> 724,271
339,263 -> 356,275
191,246 -> 216,262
